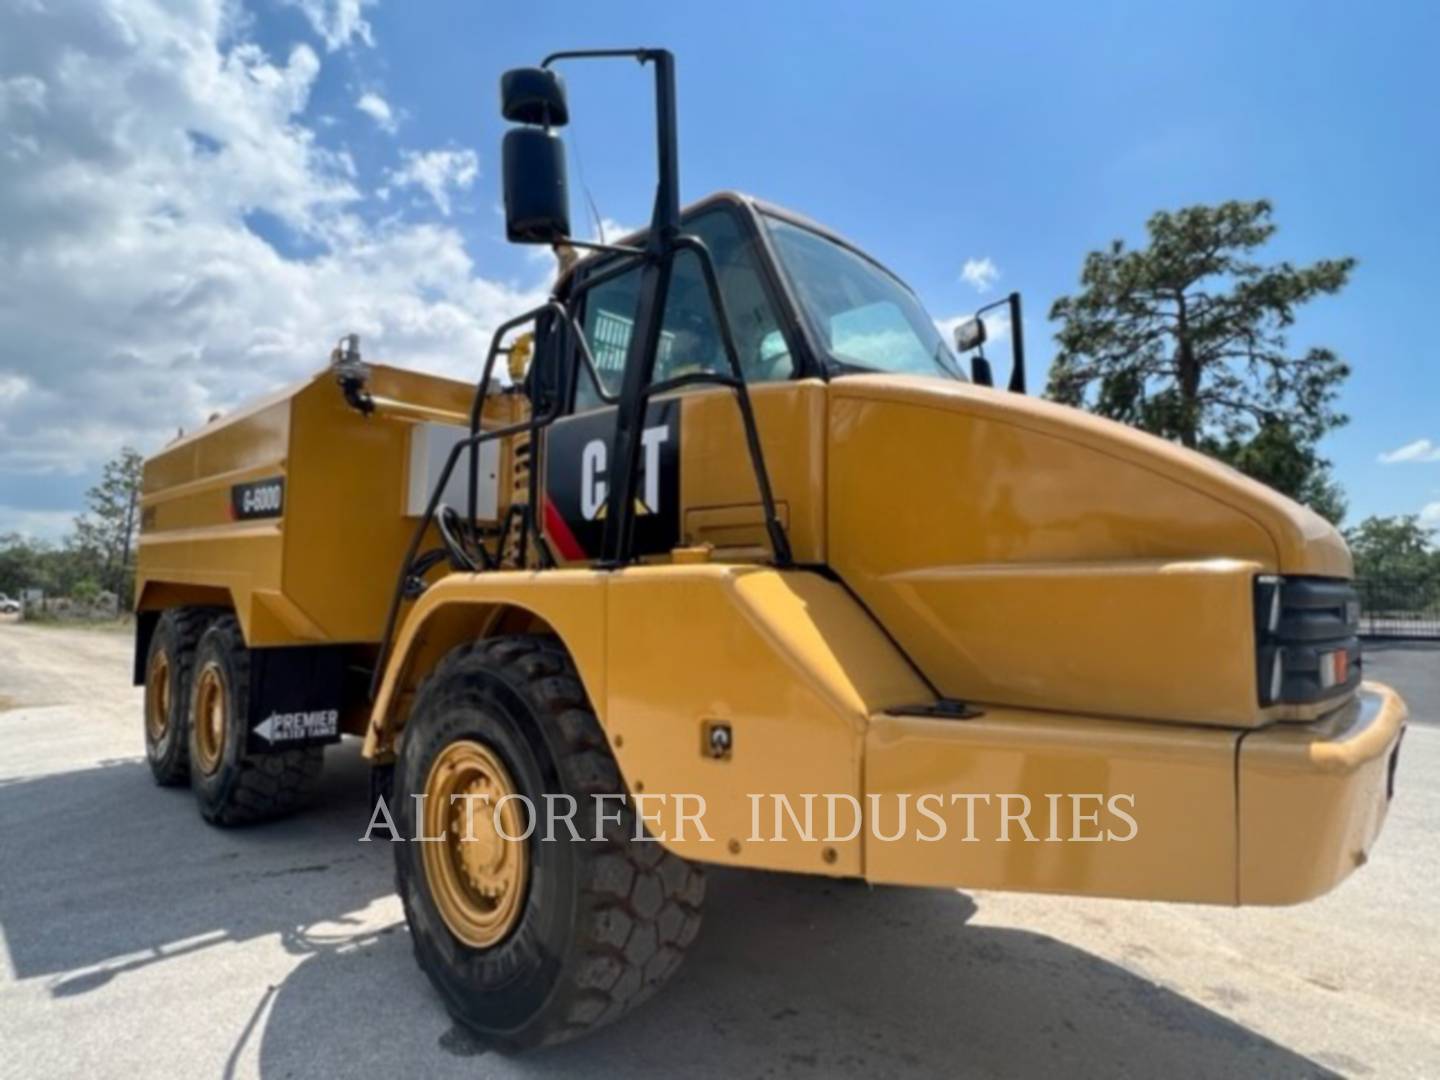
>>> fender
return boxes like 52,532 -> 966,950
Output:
365,563 -> 934,878
364,569 -> 610,761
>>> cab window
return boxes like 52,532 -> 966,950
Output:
573,207 -> 795,412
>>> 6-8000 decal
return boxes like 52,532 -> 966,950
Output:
231,477 -> 284,520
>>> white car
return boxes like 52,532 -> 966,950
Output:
0,594 -> 20,614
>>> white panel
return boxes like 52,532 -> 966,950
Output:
405,422 -> 501,520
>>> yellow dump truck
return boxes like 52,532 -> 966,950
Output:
133,49 -> 1406,1050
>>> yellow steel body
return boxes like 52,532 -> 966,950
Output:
825,374 -> 1350,726
1237,682 -> 1406,904
867,682 -> 1404,904
138,357 -> 1405,907
135,363 -> 517,647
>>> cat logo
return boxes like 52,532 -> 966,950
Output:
544,400 -> 680,561
580,425 -> 670,520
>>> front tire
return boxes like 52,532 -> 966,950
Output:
188,615 -> 324,825
394,635 -> 704,1052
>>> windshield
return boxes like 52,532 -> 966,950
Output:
763,215 -> 964,380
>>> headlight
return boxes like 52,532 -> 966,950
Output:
1254,576 -> 1361,707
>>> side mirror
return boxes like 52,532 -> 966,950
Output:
502,127 -> 570,244
952,316 -> 986,354
500,67 -> 569,126
500,66 -> 571,245
953,316 -> 992,386
953,293 -> 1027,394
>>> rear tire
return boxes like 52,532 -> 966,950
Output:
143,608 -> 210,786
188,615 -> 324,826
394,635 -> 705,1052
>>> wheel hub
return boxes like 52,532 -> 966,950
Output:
423,743 -> 532,944
145,649 -> 171,742
422,741 -> 529,948
192,661 -> 227,775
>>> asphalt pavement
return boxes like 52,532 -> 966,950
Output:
0,618 -> 1436,1078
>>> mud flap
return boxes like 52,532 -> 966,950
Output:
246,645 -> 345,754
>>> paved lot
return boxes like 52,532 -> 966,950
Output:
0,620 -> 1436,1079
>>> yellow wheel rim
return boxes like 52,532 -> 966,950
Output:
422,741 -> 530,949
193,661 -> 227,776
145,648 -> 171,742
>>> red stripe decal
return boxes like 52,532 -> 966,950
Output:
543,497 -> 588,562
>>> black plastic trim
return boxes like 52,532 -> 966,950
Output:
1255,576 -> 1363,707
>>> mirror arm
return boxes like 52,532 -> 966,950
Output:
648,49 -> 680,242
968,291 -> 1026,394
542,47 -> 657,66
557,239 -> 645,257
540,48 -> 680,247
1006,291 -> 1026,394
538,48 -> 688,568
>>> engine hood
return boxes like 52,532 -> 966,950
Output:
828,374 -> 1349,578
823,374 -> 1350,723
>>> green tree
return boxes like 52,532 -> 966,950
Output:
1345,515 -> 1439,580
0,533 -> 47,596
0,533 -> 94,602
1047,200 -> 1353,522
1207,422 -> 1348,525
1345,514 -> 1440,613
73,446 -> 144,612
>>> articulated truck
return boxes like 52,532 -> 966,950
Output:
133,49 -> 1406,1049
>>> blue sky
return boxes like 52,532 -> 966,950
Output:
2,0 -> 1438,536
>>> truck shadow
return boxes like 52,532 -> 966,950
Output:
249,872 -> 1340,1079
0,746 -> 1338,1078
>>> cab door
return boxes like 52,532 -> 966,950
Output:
541,201 -> 827,565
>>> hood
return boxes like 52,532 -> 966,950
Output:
823,374 -> 1351,723
829,374 -> 1349,578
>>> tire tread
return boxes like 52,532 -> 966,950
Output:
403,634 -> 704,1050
145,606 -> 215,786
193,615 -> 324,826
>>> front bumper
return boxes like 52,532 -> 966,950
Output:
862,681 -> 1406,905
1237,680 -> 1406,904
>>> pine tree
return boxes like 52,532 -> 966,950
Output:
1047,200 -> 1353,522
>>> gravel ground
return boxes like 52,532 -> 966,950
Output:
0,618 -> 1435,1079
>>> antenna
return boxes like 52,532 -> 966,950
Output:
569,121 -> 606,244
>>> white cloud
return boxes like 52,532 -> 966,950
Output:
590,218 -> 639,245
960,256 -> 1000,294
1421,502 -> 1440,528
0,373 -> 28,404
278,0 -> 375,51
355,91 -> 395,133
0,0 -> 545,512
388,148 -> 479,216
1378,438 -> 1440,464
0,506 -> 75,543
